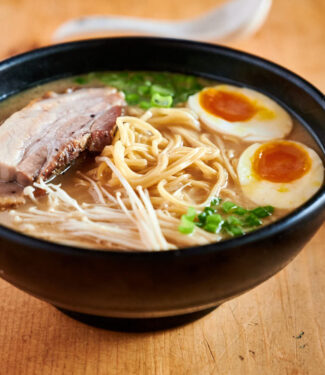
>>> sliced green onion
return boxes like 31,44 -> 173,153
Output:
150,84 -> 174,97
204,223 -> 219,233
74,76 -> 89,84
184,76 -> 197,88
73,71 -> 205,107
75,71 -> 204,108
151,73 -> 168,83
225,225 -> 245,237
100,73 -> 121,81
178,216 -> 195,234
222,201 -> 237,213
226,216 -> 244,226
117,71 -> 129,78
151,93 -> 173,108
125,93 -> 140,105
210,198 -> 221,206
198,212 -> 207,223
233,207 -> 248,215
139,101 -> 151,110
130,73 -> 145,83
185,207 -> 196,221
178,197 -> 275,237
204,207 -> 215,216
172,74 -> 187,84
244,214 -> 262,227
250,206 -> 274,218
265,206 -> 274,214
206,214 -> 223,226
204,215 -> 223,234
175,92 -> 191,104
103,79 -> 126,89
138,85 -> 150,96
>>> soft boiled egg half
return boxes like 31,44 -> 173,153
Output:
188,84 -> 293,141
237,140 -> 324,209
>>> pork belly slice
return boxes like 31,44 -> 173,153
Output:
0,87 -> 125,209
0,88 -> 125,187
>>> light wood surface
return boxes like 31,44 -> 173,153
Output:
0,1 -> 324,374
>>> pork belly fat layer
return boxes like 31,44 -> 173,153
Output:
0,182 -> 25,210
0,88 -> 125,186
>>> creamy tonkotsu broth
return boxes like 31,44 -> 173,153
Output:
0,71 -> 323,251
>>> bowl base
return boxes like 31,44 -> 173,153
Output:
55,306 -> 218,332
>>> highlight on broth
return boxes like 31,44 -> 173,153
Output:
0,71 -> 323,251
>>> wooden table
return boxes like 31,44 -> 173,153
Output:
0,1 -> 324,374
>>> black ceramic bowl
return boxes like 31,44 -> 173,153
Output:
0,38 -> 324,330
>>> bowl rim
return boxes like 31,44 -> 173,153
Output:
0,36 -> 324,258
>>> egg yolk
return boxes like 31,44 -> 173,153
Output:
199,88 -> 257,122
252,141 -> 311,183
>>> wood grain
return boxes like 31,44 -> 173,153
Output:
0,0 -> 324,374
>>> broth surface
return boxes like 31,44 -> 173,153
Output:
0,72 -> 322,251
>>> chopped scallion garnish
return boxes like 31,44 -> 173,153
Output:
151,93 -> 173,108
178,216 -> 195,234
198,212 -> 207,223
223,224 -> 245,237
138,85 -> 150,96
178,198 -> 275,238
204,223 -> 220,233
204,207 -> 215,216
185,207 -> 197,221
74,71 -> 204,109
74,76 -> 89,84
233,207 -> 247,215
210,198 -> 221,206
250,206 -> 274,218
206,214 -> 223,226
150,84 -> 174,97
244,214 -> 262,227
125,93 -> 140,105
139,101 -> 151,110
222,201 -> 237,213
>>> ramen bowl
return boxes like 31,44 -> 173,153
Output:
0,37 -> 324,330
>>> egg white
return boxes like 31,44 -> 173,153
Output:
237,141 -> 324,209
188,84 -> 293,142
